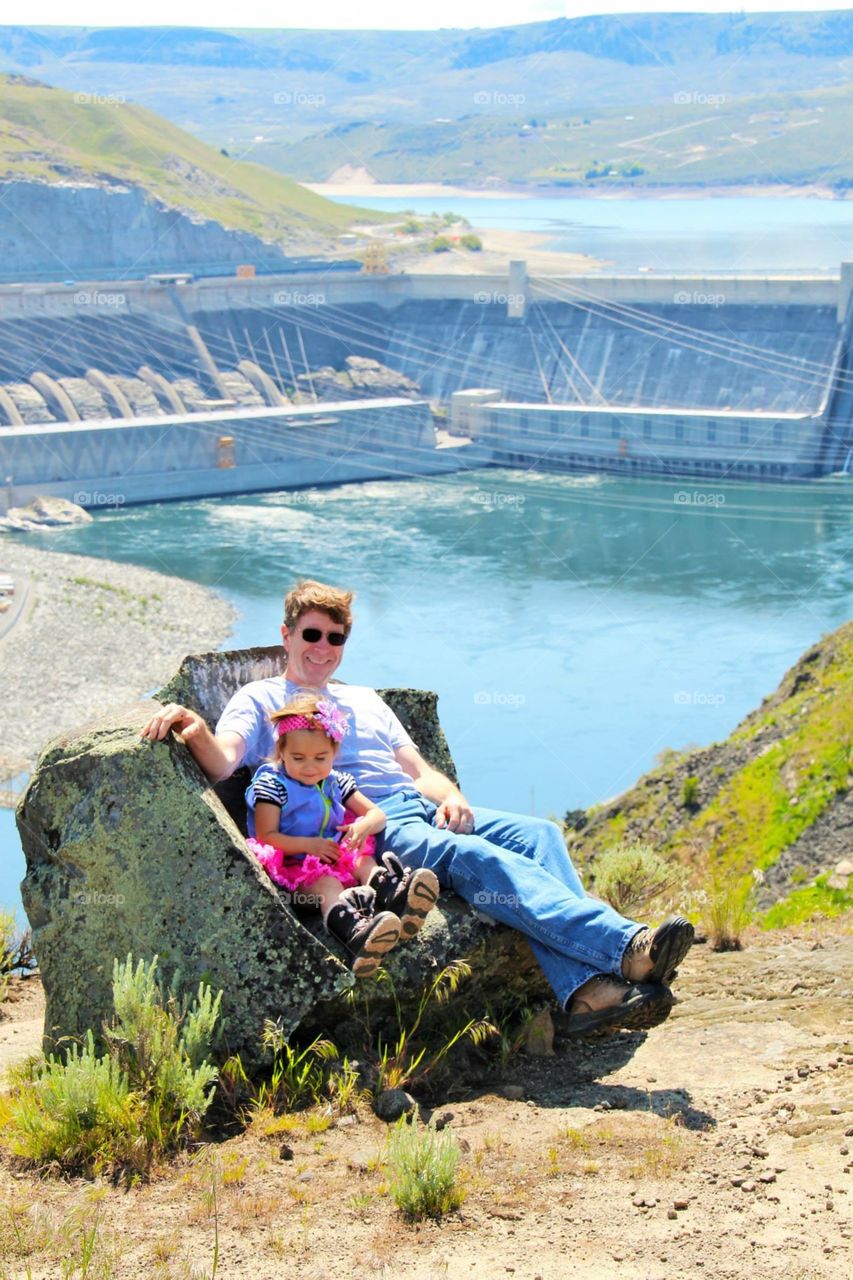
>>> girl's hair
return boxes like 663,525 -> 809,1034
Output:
269,693 -> 349,759
283,579 -> 354,634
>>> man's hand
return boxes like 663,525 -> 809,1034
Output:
140,706 -> 244,783
141,703 -> 203,742
434,796 -> 475,834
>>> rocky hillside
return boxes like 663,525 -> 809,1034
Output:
0,73 -> 382,261
570,620 -> 853,920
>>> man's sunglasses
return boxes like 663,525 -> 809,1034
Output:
297,626 -> 348,647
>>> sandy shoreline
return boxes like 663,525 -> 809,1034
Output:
391,226 -> 605,275
0,540 -> 236,799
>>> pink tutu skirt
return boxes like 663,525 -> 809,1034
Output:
247,813 -> 376,894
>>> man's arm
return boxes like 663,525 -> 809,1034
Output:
394,744 -> 475,832
141,704 -> 246,783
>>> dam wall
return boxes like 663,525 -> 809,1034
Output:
1,267 -> 850,489
0,399 -> 479,513
0,274 -> 840,421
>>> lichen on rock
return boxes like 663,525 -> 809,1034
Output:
17,648 -> 545,1065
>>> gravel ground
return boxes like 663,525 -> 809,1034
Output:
0,541 -> 236,793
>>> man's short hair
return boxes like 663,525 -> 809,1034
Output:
284,580 -> 354,633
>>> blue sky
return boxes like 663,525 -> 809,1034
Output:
9,3 -> 845,32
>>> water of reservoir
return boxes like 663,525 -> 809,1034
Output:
3,469 -> 851,918
339,194 -> 853,272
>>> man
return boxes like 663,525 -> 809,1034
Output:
143,579 -> 693,1034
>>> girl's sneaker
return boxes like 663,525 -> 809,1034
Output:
325,885 -> 401,979
368,851 -> 440,940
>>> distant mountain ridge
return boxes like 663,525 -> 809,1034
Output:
2,14 -> 852,191
5,13 -> 853,69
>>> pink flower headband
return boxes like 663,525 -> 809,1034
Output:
275,698 -> 350,744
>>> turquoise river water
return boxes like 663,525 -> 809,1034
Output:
2,468 -> 851,918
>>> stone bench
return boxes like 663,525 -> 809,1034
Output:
18,647 -> 548,1065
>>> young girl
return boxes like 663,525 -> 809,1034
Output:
245,693 -> 439,978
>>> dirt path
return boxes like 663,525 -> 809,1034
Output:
0,925 -> 850,1278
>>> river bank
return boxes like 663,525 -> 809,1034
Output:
0,540 -> 236,799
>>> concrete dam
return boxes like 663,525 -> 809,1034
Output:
1,265 -> 852,510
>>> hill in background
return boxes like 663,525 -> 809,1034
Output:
0,73 -> 382,252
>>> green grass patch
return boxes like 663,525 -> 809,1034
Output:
762,874 -> 853,930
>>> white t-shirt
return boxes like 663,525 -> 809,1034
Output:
215,677 -> 417,800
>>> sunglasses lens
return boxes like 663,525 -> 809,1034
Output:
299,627 -> 347,646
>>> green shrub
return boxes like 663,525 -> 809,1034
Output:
427,235 -> 452,253
592,841 -> 688,919
459,233 -> 482,251
681,775 -> 700,809
0,955 -> 221,1177
385,1116 -> 465,1220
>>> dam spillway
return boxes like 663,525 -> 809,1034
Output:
0,266 -> 851,509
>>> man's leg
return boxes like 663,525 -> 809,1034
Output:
468,805 -> 586,897
378,789 -> 640,1009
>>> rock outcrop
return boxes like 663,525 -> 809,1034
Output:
0,180 -> 301,279
17,648 -> 547,1064
298,356 -> 421,402
0,495 -> 92,532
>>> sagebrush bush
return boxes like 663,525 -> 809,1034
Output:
592,841 -> 688,919
385,1116 -> 465,1220
0,954 -> 221,1177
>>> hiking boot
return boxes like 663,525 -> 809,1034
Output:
325,885 -> 402,979
368,851 -> 440,940
564,974 -> 676,1038
621,915 -> 695,985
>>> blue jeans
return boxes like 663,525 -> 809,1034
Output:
376,788 -> 641,1009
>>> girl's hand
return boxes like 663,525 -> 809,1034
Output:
304,837 -> 341,863
337,819 -> 371,853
